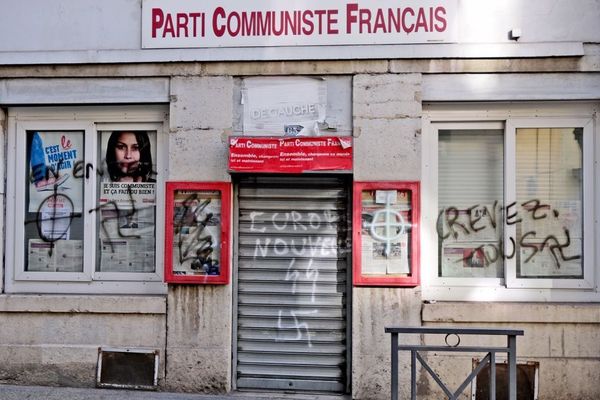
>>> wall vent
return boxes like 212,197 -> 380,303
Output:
471,359 -> 539,400
96,347 -> 159,390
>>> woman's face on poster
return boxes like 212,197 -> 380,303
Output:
114,132 -> 140,176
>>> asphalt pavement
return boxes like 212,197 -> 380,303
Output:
0,385 -> 349,400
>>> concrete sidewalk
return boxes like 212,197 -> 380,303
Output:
0,385 -> 349,400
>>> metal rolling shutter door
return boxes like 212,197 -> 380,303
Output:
236,176 -> 349,393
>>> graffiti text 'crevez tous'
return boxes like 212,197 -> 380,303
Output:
437,199 -> 581,269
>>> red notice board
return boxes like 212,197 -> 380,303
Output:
353,181 -> 420,287
164,182 -> 231,284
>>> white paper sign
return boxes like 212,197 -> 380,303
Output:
242,77 -> 327,136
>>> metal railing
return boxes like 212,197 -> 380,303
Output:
385,327 -> 524,400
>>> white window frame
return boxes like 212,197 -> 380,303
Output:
505,117 -> 594,290
13,120 -> 95,283
5,106 -> 168,294
424,121 -> 506,290
422,102 -> 599,302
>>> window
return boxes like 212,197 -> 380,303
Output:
437,127 -> 504,280
6,107 -> 168,294
423,104 -> 597,301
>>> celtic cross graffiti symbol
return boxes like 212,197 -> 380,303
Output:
367,197 -> 410,257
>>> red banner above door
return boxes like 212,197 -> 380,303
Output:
228,136 -> 352,173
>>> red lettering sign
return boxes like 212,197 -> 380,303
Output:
142,1 -> 457,49
229,136 -> 353,173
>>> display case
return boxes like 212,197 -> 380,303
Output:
164,182 -> 231,284
353,181 -> 420,286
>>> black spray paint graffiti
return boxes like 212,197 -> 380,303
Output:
89,187 -> 141,253
174,194 -> 219,275
25,160 -> 80,256
25,191 -> 81,257
437,199 -> 581,269
26,159 -> 153,255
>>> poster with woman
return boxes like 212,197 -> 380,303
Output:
98,130 -> 157,206
96,130 -> 158,273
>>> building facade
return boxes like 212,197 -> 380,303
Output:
0,1 -> 599,399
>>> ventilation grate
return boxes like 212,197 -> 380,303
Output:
96,347 -> 159,390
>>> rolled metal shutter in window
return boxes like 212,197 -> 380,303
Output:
236,176 -> 350,393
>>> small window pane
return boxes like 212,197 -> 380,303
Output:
438,130 -> 504,278
95,131 -> 157,273
515,128 -> 583,278
25,131 -> 84,272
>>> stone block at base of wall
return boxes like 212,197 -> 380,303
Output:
164,348 -> 230,394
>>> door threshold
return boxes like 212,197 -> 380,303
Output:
232,390 -> 351,400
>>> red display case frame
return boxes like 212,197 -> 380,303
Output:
353,181 -> 420,287
164,182 -> 231,284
